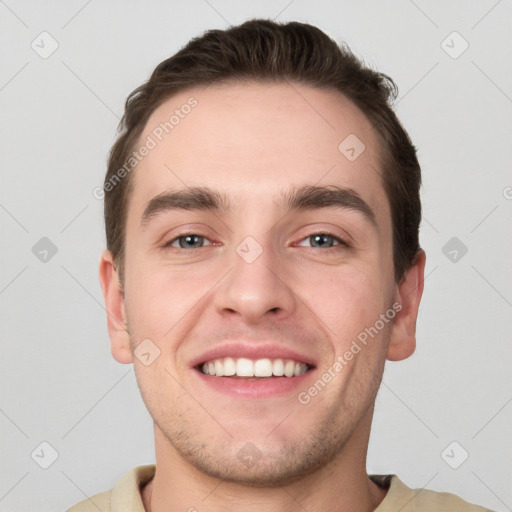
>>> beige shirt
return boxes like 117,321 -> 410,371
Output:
66,465 -> 494,511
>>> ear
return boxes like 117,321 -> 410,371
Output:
98,250 -> 133,364
387,249 -> 426,361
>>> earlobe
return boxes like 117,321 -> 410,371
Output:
98,250 -> 133,364
386,249 -> 426,362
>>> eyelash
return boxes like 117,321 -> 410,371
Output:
162,232 -> 349,252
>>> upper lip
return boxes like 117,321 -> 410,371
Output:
189,342 -> 317,369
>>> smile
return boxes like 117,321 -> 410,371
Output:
199,357 -> 312,378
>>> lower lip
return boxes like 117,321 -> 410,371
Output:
193,368 -> 315,399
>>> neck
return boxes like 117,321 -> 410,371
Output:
142,410 -> 387,512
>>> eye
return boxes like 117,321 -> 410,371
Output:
162,232 -> 347,251
296,233 -> 347,249
164,234 -> 212,249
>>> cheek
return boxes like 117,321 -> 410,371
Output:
298,264 -> 389,342
133,362 -> 186,424
123,263 -> 173,343
124,258 -> 217,345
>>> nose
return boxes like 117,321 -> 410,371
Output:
213,236 -> 297,325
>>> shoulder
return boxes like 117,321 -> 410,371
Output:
65,464 -> 155,512
372,474 -> 495,512
66,491 -> 111,512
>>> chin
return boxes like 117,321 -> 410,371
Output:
163,426 -> 345,488
188,452 -> 323,488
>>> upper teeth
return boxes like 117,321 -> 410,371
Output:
201,358 -> 309,377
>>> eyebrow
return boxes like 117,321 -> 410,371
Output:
140,184 -> 376,228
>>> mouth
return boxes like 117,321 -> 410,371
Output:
189,343 -> 318,398
192,356 -> 316,398
196,357 -> 314,378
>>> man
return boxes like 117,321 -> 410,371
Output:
68,18 -> 493,512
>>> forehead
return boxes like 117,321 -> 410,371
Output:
128,81 -> 389,223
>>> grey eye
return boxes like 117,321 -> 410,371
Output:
308,234 -> 336,248
177,235 -> 205,248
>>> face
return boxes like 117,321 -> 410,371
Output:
100,81 -> 424,486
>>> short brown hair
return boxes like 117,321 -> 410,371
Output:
104,18 -> 421,286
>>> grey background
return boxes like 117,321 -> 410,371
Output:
1,1 -> 511,510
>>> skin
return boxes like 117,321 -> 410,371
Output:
99,81 -> 425,512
